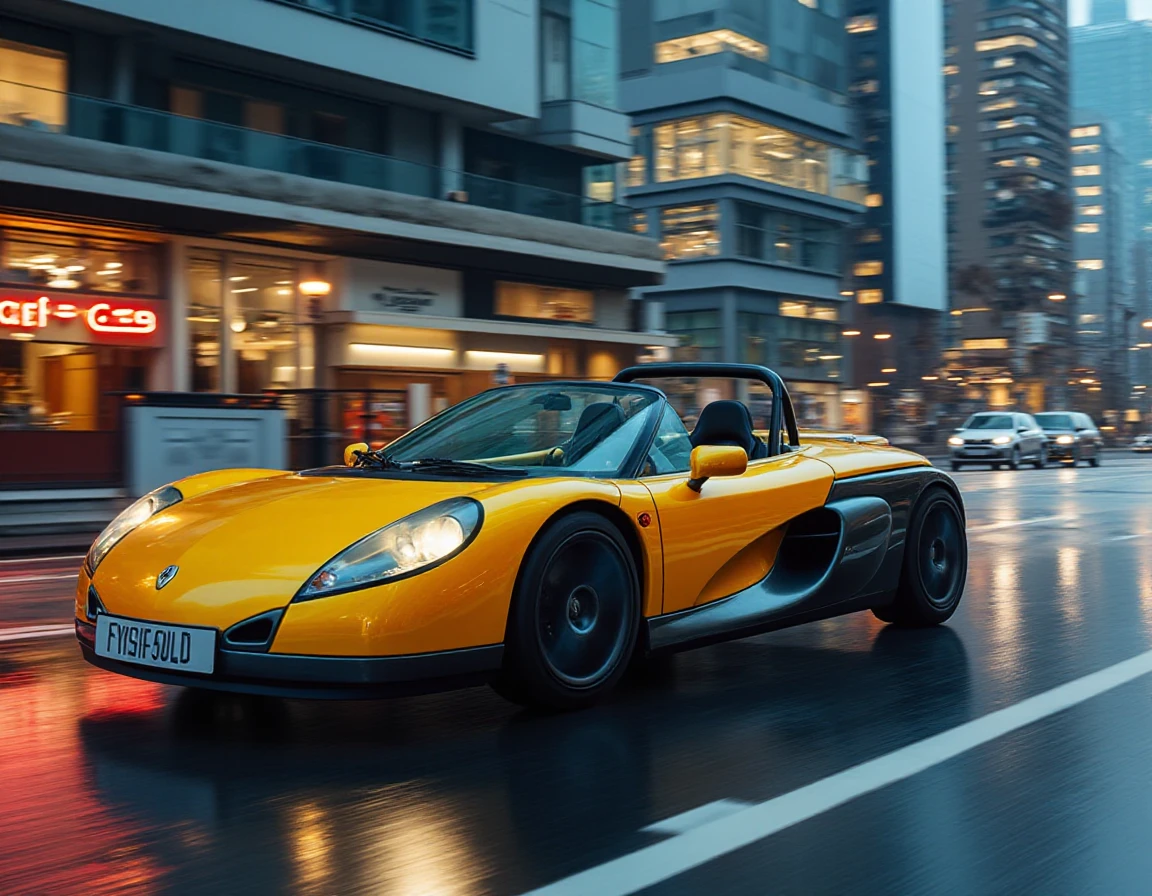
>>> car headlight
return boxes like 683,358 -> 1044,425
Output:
992,435 -> 1012,445
85,485 -> 183,575
1056,435 -> 1075,445
298,497 -> 482,600
948,436 -> 964,446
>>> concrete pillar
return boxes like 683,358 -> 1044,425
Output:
220,253 -> 238,393
111,37 -> 136,105
167,239 -> 190,392
439,114 -> 464,197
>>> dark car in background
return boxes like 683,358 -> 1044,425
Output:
1034,412 -> 1102,467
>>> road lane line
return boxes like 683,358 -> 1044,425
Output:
522,648 -> 1152,896
641,800 -> 754,836
0,573 -> 79,585
0,554 -> 85,565
967,515 -> 1070,533
0,624 -> 76,643
1107,533 -> 1148,542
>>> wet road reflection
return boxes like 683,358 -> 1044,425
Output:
3,459 -> 1152,894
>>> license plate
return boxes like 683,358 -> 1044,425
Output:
95,615 -> 216,674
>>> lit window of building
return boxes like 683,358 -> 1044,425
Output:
796,0 -> 817,8
995,158 -> 1017,167
660,205 -> 720,260
631,211 -> 648,234
975,35 -> 1037,52
1075,185 -> 1102,197
853,261 -> 883,277
943,64 -> 961,76
981,98 -> 1018,112
1076,259 -> 1104,270
1073,165 -> 1101,177
1070,125 -> 1101,138
865,193 -> 883,208
992,56 -> 1015,69
654,30 -> 768,64
856,289 -> 884,304
495,282 -> 594,322
0,40 -> 68,130
779,300 -> 838,321
846,15 -> 879,34
963,338 -> 1010,350
1081,205 -> 1104,215
1075,222 -> 1100,233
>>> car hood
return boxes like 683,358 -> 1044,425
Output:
1040,428 -> 1075,436
957,428 -> 1014,439
90,472 -> 491,627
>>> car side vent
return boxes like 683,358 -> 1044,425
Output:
222,609 -> 282,652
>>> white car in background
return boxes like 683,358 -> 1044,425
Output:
947,412 -> 1048,471
1132,435 -> 1152,454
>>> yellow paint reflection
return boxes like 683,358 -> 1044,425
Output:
290,801 -> 333,895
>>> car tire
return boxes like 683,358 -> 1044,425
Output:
492,511 -> 640,711
1070,447 -> 1080,467
1089,448 -> 1100,468
1033,445 -> 1047,469
872,487 -> 967,628
950,461 -> 962,472
1007,447 -> 1020,470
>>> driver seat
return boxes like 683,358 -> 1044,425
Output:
690,400 -> 769,460
566,401 -> 626,459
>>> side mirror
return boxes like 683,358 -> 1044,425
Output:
344,442 -> 370,466
687,445 -> 748,493
1017,427 -> 1028,433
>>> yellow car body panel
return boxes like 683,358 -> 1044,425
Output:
799,439 -> 930,479
640,449 -> 835,614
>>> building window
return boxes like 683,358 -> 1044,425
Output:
187,253 -> 224,393
666,311 -> 722,363
858,229 -> 882,243
865,193 -> 883,208
975,35 -> 1037,52
572,0 -> 618,107
654,30 -> 767,64
1073,166 -> 1101,177
856,289 -> 883,304
229,256 -> 301,393
660,205 -> 719,260
943,64 -> 960,76
963,338 -> 1009,350
647,113 -> 867,202
0,40 -> 68,130
2,229 -> 160,295
1076,259 -> 1104,270
1071,144 -> 1100,154
779,300 -> 838,321
980,97 -> 1017,112
1075,185 -> 1102,197
846,15 -> 878,33
734,204 -> 842,273
853,261 -> 883,277
631,211 -> 648,234
1070,125 -> 1101,138
495,281 -> 594,323
542,11 -> 572,102
1081,205 -> 1104,216
627,126 -> 648,187
1075,222 -> 1099,233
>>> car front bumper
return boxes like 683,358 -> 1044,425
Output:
1046,442 -> 1079,459
949,445 -> 1012,461
76,618 -> 504,699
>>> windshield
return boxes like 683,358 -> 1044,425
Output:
1034,413 -> 1074,430
383,383 -> 663,477
962,414 -> 1013,430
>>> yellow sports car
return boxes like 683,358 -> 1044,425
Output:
76,363 -> 968,709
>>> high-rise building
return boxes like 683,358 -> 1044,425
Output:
1070,117 -> 1131,413
618,0 -> 869,429
943,0 -> 1073,412
844,0 -> 946,437
0,0 -> 669,494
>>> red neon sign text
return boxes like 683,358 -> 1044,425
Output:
0,296 -> 157,335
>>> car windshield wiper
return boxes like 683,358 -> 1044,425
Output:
352,450 -> 404,470
405,457 -> 527,477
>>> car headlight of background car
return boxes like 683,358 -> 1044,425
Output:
992,435 -> 1012,445
1056,435 -> 1075,445
948,436 -> 964,447
298,497 -> 483,600
85,485 -> 183,575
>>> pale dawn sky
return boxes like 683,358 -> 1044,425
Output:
1068,0 -> 1152,25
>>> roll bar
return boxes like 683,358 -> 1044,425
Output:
613,363 -> 800,456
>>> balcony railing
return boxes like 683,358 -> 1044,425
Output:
0,81 -> 636,233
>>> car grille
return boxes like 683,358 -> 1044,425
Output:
966,438 -> 994,445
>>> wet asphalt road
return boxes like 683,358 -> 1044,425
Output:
3,457 -> 1152,895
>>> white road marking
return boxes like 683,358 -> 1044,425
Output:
0,624 -> 76,643
521,649 -> 1152,896
0,573 -> 79,585
641,800 -> 754,837
0,554 -> 85,566
967,515 -> 1070,533
1107,533 -> 1148,542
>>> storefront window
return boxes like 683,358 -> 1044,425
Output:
647,113 -> 867,201
660,205 -> 720,260
1,229 -> 160,295
0,39 -> 67,130
230,256 -> 300,393
495,281 -> 594,323
187,253 -> 223,393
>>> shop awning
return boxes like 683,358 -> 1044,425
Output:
324,310 -> 680,346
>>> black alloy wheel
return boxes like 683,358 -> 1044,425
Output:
1089,445 -> 1101,468
872,487 -> 967,627
1070,446 -> 1081,467
1033,444 -> 1047,469
1007,446 -> 1020,470
494,512 -> 640,710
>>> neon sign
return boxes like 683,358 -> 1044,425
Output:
0,295 -> 158,336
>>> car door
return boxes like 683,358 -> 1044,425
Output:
1079,414 -> 1101,457
640,447 -> 835,615
1021,414 -> 1043,458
